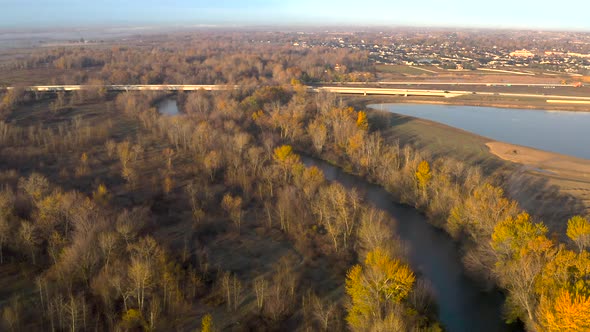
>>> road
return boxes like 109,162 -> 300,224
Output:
375,81 -> 581,87
2,84 -> 233,92
1,84 -> 589,102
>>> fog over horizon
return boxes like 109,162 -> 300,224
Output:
2,0 -> 590,31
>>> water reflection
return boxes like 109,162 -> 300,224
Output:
157,98 -> 180,116
371,104 -> 590,160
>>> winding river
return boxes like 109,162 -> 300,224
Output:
302,156 -> 520,332
370,103 -> 590,160
156,98 -> 519,331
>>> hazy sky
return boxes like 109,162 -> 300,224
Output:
2,0 -> 590,30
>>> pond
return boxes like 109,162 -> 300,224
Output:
370,103 -> 590,160
302,156 -> 520,332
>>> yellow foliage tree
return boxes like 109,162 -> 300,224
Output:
121,308 -> 146,330
273,145 -> 297,163
356,111 -> 368,131
76,152 -> 89,176
201,313 -> 213,332
491,212 -> 548,261
93,183 -> 110,205
346,131 -> 365,160
415,160 -> 432,190
36,192 -> 63,224
251,109 -> 264,122
273,145 -> 301,180
567,216 -> 590,253
345,248 -> 415,330
491,212 -> 553,324
447,183 -> 519,241
536,250 -> 590,299
537,289 -> 590,331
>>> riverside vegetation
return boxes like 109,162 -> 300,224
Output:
0,36 -> 589,331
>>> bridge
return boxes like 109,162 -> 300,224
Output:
2,84 -> 233,92
2,84 -> 466,98
312,86 -> 464,98
2,84 -> 590,102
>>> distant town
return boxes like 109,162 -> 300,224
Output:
288,29 -> 590,75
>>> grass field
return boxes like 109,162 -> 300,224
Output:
375,64 -> 439,76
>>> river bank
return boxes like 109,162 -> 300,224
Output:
358,100 -> 590,237
486,141 -> 590,234
350,94 -> 590,113
302,156 -> 516,332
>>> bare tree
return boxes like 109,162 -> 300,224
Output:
310,293 -> 337,331
221,193 -> 243,232
98,232 -> 119,272
253,276 -> 267,312
128,257 -> 153,312
19,221 -> 38,264
18,172 -> 50,204
0,193 -> 13,263
307,118 -> 328,153
185,181 -> 206,226
220,271 -> 242,312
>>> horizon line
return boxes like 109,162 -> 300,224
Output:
1,22 -> 589,34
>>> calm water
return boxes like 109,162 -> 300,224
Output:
302,156 -> 519,332
157,98 -> 180,116
370,104 -> 590,160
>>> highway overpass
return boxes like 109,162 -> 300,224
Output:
2,84 -> 234,92
312,86 -> 465,97
2,84 -> 590,102
1,84 -> 466,98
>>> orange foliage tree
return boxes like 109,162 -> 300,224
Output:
537,289 -> 590,331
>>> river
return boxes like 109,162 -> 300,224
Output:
302,156 -> 520,332
370,103 -> 590,160
158,96 -> 517,330
157,98 -> 180,116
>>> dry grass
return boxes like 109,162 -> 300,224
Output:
488,142 -> 590,234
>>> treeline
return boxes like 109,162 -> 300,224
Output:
3,32 -> 373,86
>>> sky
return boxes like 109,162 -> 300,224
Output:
1,0 -> 590,31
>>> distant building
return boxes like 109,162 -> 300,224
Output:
567,52 -> 590,58
544,51 -> 590,58
510,49 -> 534,57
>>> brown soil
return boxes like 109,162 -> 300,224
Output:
487,142 -> 590,235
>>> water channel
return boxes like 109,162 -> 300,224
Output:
157,98 -> 180,116
370,103 -> 590,160
302,156 -> 520,332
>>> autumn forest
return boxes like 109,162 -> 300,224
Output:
0,31 -> 589,332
